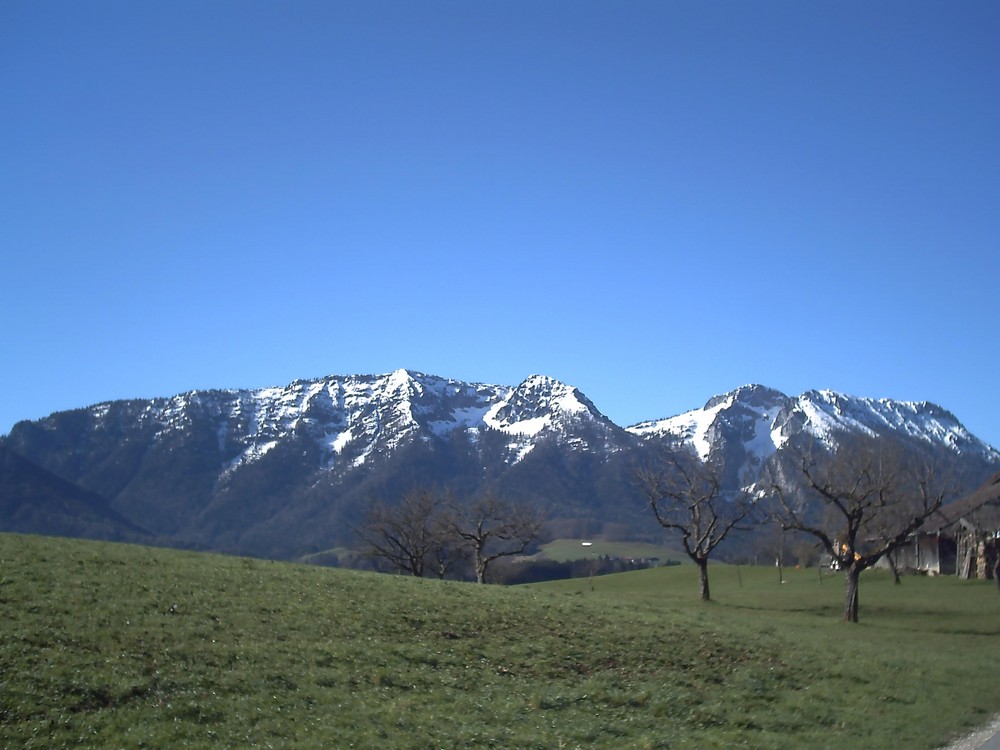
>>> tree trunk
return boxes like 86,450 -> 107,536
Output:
887,552 -> 901,585
697,558 -> 710,601
474,553 -> 486,584
409,555 -> 423,577
844,564 -> 861,623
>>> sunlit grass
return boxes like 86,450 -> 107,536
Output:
2,534 -> 998,749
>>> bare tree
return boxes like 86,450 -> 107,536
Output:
355,490 -> 452,577
638,448 -> 758,601
769,438 -> 953,622
446,495 -> 544,584
427,528 -> 468,580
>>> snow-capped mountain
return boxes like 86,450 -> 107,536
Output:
3,372 -> 997,559
628,384 -> 999,490
631,385 -> 786,459
1,370 -> 637,555
208,370 -> 512,474
141,370 -> 620,478
483,374 -> 625,461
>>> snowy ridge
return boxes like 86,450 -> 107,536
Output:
41,373 -> 1000,485
629,385 -> 789,461
627,384 -> 1000,481
480,374 -> 613,461
227,370 -> 513,470
118,370 -> 614,476
794,390 -> 981,452
485,375 -> 596,434
629,398 -> 731,460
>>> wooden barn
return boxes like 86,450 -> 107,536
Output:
889,471 -> 1000,579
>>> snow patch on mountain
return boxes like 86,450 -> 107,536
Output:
328,428 -> 353,455
628,400 -> 728,459
429,404 -> 499,437
220,439 -> 279,480
794,391 -> 876,446
628,385 -> 789,462
748,403 -> 789,458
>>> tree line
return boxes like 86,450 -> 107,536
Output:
355,492 -> 544,584
638,435 -> 960,623
359,434 -> 969,623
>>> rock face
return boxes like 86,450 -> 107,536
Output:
3,371 -> 997,559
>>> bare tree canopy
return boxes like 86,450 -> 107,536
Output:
638,448 -> 759,601
446,495 -> 544,584
768,437 -> 956,622
356,490 -> 542,583
355,490 -> 458,578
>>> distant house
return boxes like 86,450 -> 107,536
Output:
890,472 -> 1000,579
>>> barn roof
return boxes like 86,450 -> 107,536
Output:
923,471 -> 1000,534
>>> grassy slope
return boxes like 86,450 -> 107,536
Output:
535,538 -> 685,562
2,534 -> 998,749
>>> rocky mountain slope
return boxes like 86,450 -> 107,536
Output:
628,384 -> 997,489
0,446 -> 150,541
3,370 -> 997,559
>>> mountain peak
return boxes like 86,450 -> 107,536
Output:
790,389 -> 988,457
630,384 -> 789,462
704,384 -> 788,410
484,375 -> 601,435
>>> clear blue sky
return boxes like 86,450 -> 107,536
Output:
2,1 -> 998,448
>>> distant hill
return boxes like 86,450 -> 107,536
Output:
0,446 -> 150,542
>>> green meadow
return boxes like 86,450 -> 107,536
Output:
2,533 -> 999,749
534,538 -> 684,563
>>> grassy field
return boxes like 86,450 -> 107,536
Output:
534,537 -> 685,563
2,533 -> 999,749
